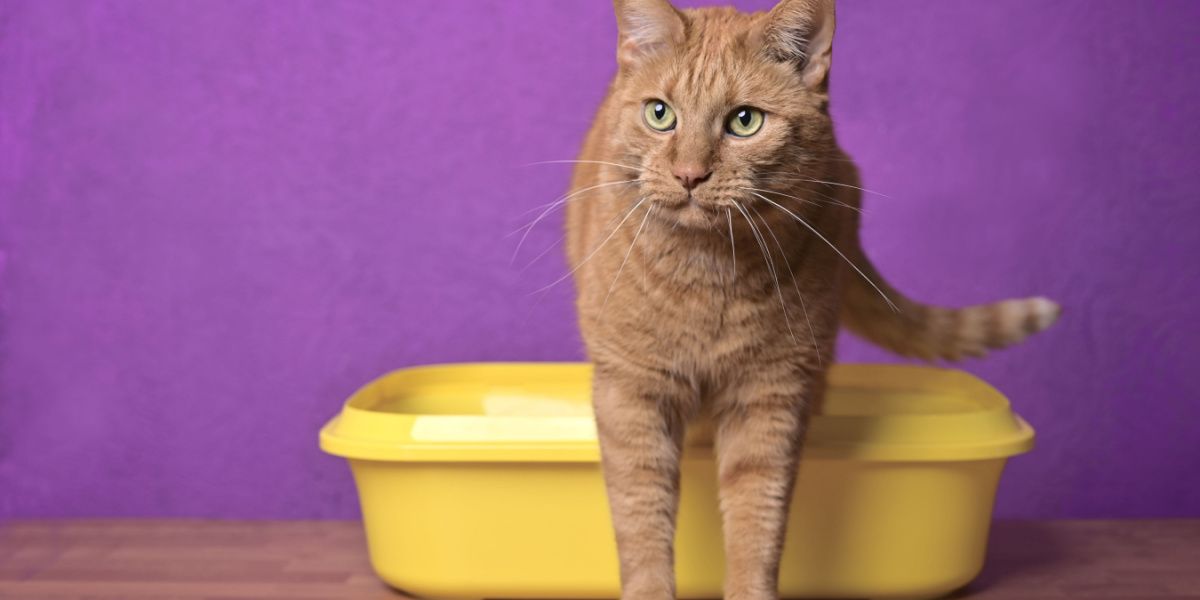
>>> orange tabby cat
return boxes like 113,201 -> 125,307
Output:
564,1 -> 1060,599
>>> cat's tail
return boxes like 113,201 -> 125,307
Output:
840,244 -> 1060,361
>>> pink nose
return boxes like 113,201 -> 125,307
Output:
672,164 -> 712,191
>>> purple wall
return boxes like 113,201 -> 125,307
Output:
1,0 -> 1197,519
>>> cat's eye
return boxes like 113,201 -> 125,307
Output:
643,100 -> 677,132
727,107 -> 765,137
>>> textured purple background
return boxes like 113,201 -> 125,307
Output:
1,1 -> 1197,519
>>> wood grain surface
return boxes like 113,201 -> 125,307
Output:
0,519 -> 1196,599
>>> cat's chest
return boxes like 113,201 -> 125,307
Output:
625,252 -> 793,365
576,219 -> 818,371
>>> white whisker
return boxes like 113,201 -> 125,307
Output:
525,159 -> 640,171
742,185 -> 862,214
514,178 -> 635,219
733,201 -> 800,347
806,178 -> 892,199
602,204 -> 655,308
746,190 -> 899,312
520,203 -> 638,274
757,173 -> 892,199
519,232 -> 565,273
532,197 -> 649,295
726,207 -> 736,278
510,179 -> 638,264
524,159 -> 655,175
747,203 -> 822,366
802,185 -> 863,212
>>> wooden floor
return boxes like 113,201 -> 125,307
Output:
0,520 -> 1196,599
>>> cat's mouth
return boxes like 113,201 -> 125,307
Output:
658,196 -> 725,229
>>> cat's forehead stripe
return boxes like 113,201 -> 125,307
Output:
656,10 -> 792,113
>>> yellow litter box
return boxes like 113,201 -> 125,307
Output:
319,363 -> 1033,599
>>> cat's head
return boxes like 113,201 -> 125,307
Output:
608,0 -> 837,229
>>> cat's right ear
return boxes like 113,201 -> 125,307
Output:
614,0 -> 685,69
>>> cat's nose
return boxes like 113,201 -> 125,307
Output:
673,164 -> 712,191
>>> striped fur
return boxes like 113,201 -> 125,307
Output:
843,272 -> 1062,361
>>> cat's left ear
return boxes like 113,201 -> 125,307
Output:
760,0 -> 836,89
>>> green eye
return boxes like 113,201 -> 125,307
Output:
643,100 -> 676,132
727,107 -> 765,137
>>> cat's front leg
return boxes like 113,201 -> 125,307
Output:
713,366 -> 818,600
592,362 -> 698,600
